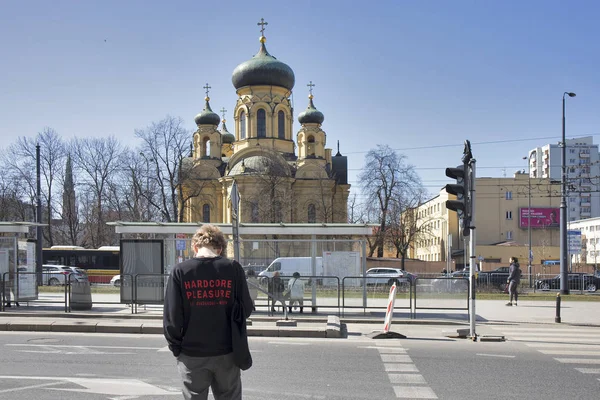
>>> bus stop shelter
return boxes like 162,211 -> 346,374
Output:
0,222 -> 45,309
107,222 -> 376,309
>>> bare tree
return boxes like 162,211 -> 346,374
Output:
2,128 -> 66,245
386,186 -> 430,269
359,145 -> 423,257
71,136 -> 124,247
135,116 -> 191,222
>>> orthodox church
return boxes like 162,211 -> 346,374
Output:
182,20 -> 350,225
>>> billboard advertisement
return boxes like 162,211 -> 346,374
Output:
519,207 -> 560,229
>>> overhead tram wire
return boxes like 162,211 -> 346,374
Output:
343,133 -> 600,155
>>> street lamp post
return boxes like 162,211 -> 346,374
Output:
560,92 -> 576,295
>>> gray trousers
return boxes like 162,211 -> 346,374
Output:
177,352 -> 241,400
508,280 -> 518,302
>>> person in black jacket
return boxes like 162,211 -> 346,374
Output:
164,224 -> 253,400
506,256 -> 522,306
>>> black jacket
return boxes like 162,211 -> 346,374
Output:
163,256 -> 253,357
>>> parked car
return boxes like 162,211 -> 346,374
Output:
61,267 -> 89,283
41,265 -> 88,285
41,265 -> 69,286
365,268 -> 411,287
535,273 -> 600,292
431,270 -> 470,293
477,266 -> 510,290
110,274 -> 121,287
243,264 -> 266,276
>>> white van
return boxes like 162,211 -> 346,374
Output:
258,257 -> 323,281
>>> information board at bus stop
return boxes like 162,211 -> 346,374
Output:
568,230 -> 582,254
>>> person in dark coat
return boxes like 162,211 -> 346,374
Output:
164,224 -> 253,400
506,257 -> 522,306
268,271 -> 285,313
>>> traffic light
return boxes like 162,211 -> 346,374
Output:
445,164 -> 471,236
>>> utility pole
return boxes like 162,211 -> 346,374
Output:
35,144 -> 43,284
560,92 -> 576,295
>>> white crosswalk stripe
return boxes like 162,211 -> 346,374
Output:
372,344 -> 438,399
575,368 -> 600,374
491,325 -> 600,381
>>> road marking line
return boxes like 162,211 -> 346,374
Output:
476,353 -> 515,358
385,363 -> 419,372
499,332 -> 600,338
555,358 -> 600,365
244,387 -> 326,399
525,343 -> 600,349
5,344 -> 161,350
539,350 -> 600,356
388,374 -> 427,384
267,341 -> 309,346
378,348 -> 407,354
575,368 -> 600,374
0,376 -> 179,396
393,386 -> 438,399
380,354 -> 412,363
495,328 -> 598,333
509,338 -> 600,343
0,381 -> 64,393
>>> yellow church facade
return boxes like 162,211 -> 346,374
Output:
181,21 -> 350,225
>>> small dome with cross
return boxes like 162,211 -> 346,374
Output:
298,82 -> 324,125
194,98 -> 221,126
194,84 -> 220,126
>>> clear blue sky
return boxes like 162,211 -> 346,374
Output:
1,0 -> 599,201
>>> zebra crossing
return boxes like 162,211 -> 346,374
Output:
360,343 -> 439,399
492,325 -> 600,381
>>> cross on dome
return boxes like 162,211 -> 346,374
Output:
307,81 -> 315,97
257,18 -> 268,36
203,83 -> 211,98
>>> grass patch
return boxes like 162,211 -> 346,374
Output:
38,285 -> 120,294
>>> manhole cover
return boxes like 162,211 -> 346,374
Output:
27,338 -> 62,344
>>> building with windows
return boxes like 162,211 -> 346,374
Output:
409,172 -> 560,266
180,20 -> 350,225
528,136 -> 600,220
568,217 -> 600,269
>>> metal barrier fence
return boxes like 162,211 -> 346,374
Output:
413,277 -> 469,317
5,271 -> 596,316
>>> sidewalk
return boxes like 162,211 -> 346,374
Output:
0,297 -> 597,337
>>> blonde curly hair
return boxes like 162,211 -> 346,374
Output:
191,224 -> 226,252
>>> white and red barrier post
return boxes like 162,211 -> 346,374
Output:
383,283 -> 397,333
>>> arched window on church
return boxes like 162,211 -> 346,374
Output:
307,135 -> 315,157
240,111 -> 246,139
251,202 -> 259,223
202,137 -> 210,157
278,110 -> 285,139
257,109 -> 266,138
202,204 -> 210,223
308,204 -> 316,223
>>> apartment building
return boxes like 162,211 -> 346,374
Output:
529,136 -> 600,220
410,172 -> 560,265
568,217 -> 600,267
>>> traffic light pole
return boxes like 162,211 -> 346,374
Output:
468,159 -> 477,340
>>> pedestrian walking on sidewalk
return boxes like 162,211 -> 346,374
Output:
287,272 -> 306,314
506,257 -> 522,306
164,224 -> 253,400
268,271 -> 285,313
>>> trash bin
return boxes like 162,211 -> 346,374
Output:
70,281 -> 92,311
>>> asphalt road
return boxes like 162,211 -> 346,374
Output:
0,324 -> 599,399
